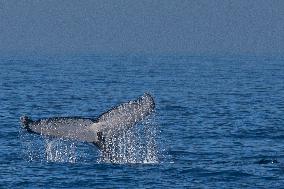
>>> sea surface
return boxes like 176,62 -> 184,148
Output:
0,54 -> 284,188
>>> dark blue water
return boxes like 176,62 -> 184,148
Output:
1,54 -> 284,188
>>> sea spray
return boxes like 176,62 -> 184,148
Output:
44,138 -> 77,163
97,115 -> 160,164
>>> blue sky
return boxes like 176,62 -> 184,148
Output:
0,0 -> 283,56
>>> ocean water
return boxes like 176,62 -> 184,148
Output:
0,54 -> 284,188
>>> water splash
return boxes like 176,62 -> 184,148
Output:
98,116 -> 160,164
44,138 -> 77,163
20,130 -> 44,162
20,129 -> 81,163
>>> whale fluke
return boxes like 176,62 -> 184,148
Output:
20,93 -> 155,149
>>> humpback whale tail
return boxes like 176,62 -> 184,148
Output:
20,93 -> 155,150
